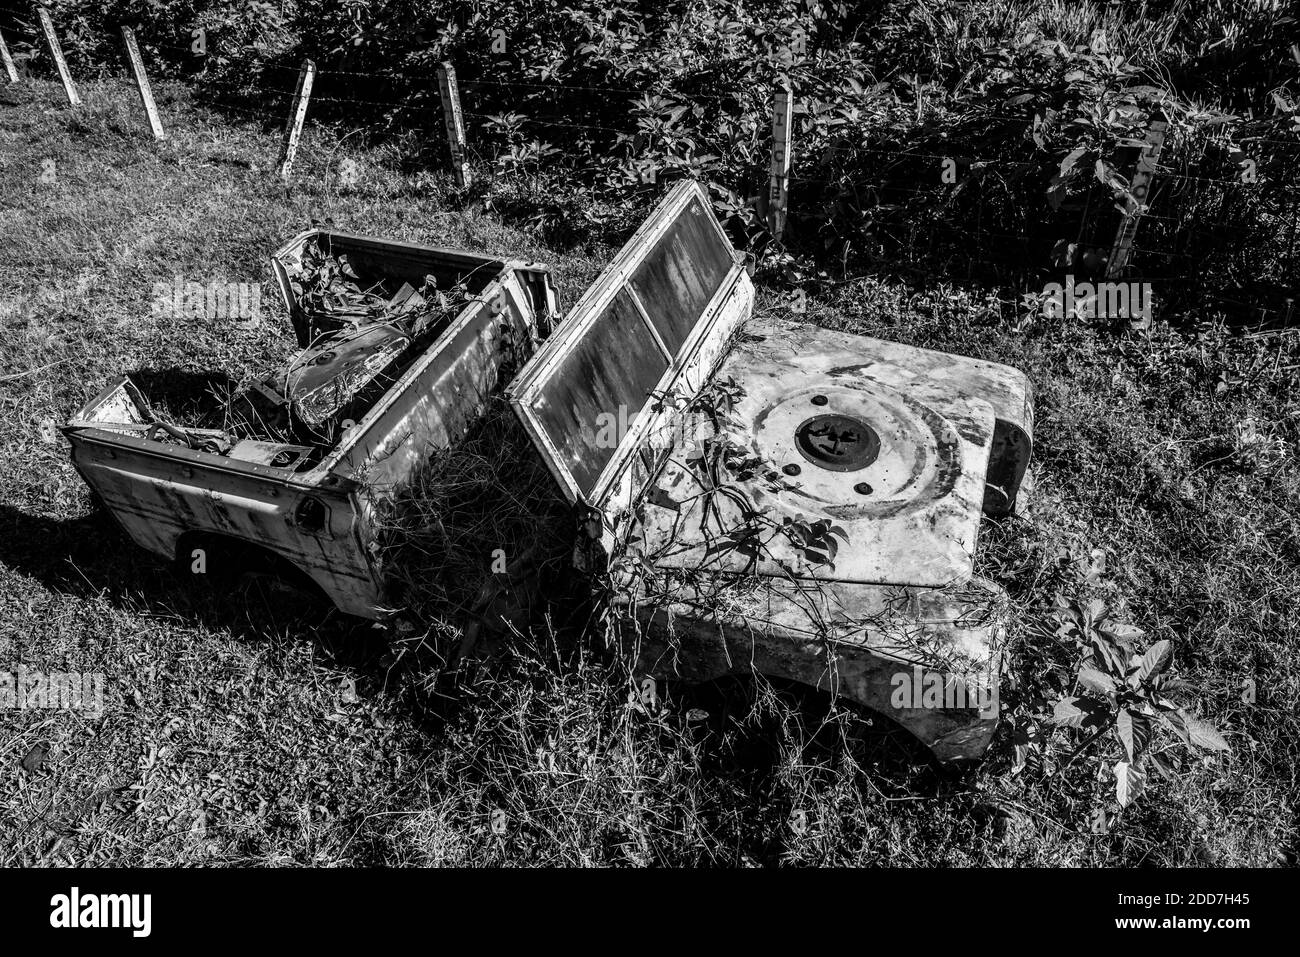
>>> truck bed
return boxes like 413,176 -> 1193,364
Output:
64,231 -> 559,618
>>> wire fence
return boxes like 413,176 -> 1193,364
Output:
2,4 -> 1298,330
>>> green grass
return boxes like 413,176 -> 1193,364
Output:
1,75 -> 1295,866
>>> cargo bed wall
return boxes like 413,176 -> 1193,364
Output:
271,230 -> 511,348
329,266 -> 554,497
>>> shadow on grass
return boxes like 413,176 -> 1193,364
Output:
668,670 -> 949,777
0,499 -> 390,671
0,498 -> 965,866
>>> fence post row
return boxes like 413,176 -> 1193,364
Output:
0,29 -> 18,84
1107,114 -> 1169,280
436,61 -> 471,188
5,30 -> 1254,296
34,5 -> 79,105
121,27 -> 165,141
768,81 -> 793,241
277,59 -> 316,182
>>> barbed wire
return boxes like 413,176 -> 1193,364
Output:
9,61 -> 1295,190
309,92 -> 433,110
185,97 -> 292,120
4,23 -> 1297,316
461,109 -> 626,135
6,6 -> 1296,150
458,75 -> 735,103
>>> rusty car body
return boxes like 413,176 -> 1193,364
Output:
64,231 -> 559,617
508,181 -> 1033,761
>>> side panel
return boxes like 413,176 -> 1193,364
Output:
588,271 -> 754,562
334,267 -> 550,495
66,436 -> 381,615
622,574 -> 1007,763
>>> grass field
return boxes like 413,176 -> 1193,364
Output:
1,75 -> 1296,867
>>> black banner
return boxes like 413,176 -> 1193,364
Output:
0,867 -> 1286,943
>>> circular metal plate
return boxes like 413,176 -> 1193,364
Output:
794,413 -> 881,471
746,381 -> 963,520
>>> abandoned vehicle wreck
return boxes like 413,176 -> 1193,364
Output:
64,183 -> 1033,763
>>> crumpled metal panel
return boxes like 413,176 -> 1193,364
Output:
284,324 -> 410,429
334,268 -> 546,494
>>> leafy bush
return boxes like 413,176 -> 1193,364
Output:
17,0 -> 1297,314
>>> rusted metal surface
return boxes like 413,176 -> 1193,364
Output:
283,323 -> 411,429
65,235 -> 559,619
612,319 -> 1028,761
637,315 -> 1032,587
619,574 -> 1006,762
510,181 -> 1033,763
